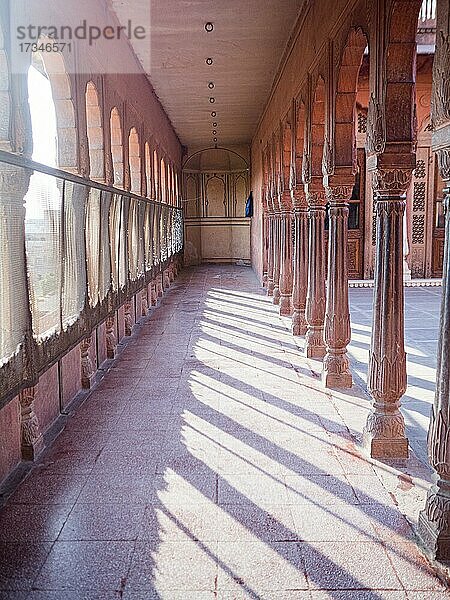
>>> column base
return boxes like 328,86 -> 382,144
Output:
363,408 -> 409,459
273,287 -> 280,305
279,295 -> 292,316
322,369 -> 352,389
322,351 -> 353,389
292,310 -> 307,336
305,327 -> 326,359
418,491 -> 450,562
22,435 -> 44,461
362,432 -> 409,459
267,279 -> 274,296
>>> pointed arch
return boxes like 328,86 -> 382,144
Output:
85,81 -> 104,181
128,127 -> 141,194
110,107 -> 123,188
334,28 -> 368,170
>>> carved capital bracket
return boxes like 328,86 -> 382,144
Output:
367,93 -> 386,155
280,190 -> 293,212
371,167 -> 413,197
431,31 -> 450,130
19,386 -> 44,461
292,186 -> 308,210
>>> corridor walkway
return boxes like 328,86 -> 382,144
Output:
0,265 -> 448,599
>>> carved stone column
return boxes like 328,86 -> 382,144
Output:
19,386 -> 44,461
363,167 -> 412,459
418,149 -> 450,560
81,336 -> 95,389
150,280 -> 158,306
141,291 -> 149,317
304,184 -> 327,358
272,210 -> 281,304
163,269 -> 170,290
267,209 -> 275,296
157,274 -> 163,297
124,301 -> 133,336
292,186 -> 309,336
279,191 -> 293,316
105,315 -> 117,359
322,182 -> 353,388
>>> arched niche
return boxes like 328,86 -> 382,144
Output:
206,175 -> 226,216
145,142 -> 152,198
128,127 -> 141,194
110,107 -> 123,188
85,81 -> 105,181
160,157 -> 166,203
183,147 -> 248,172
32,49 -> 77,171
153,149 -> 159,200
310,75 -> 326,179
335,28 -> 368,170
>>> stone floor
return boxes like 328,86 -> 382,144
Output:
0,265 -> 449,599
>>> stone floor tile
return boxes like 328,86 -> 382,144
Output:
285,473 -> 359,505
127,540 -> 218,591
291,502 -> 378,542
33,541 -> 134,591
301,541 -> 403,590
385,540 -> 449,592
216,540 -> 307,592
58,502 -> 145,541
0,504 -> 71,542
7,473 -> 87,506
0,543 -> 52,591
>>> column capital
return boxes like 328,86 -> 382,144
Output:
366,151 -> 415,196
292,186 -> 308,210
280,190 -> 293,212
323,168 -> 355,205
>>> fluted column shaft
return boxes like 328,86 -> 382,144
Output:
267,212 -> 275,296
279,191 -> 293,316
304,185 -> 327,359
322,184 -> 353,388
419,149 -> 450,560
272,211 -> 281,305
292,188 -> 308,336
363,168 -> 412,459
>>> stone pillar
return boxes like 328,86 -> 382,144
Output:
150,280 -> 158,306
363,167 -> 412,459
279,191 -> 293,316
141,291 -> 149,317
272,211 -> 281,304
81,335 -> 95,389
292,186 -> 308,336
304,184 -> 327,359
124,301 -> 133,336
267,210 -> 275,296
163,269 -> 170,290
322,181 -> 353,388
19,386 -> 44,461
418,149 -> 450,560
105,314 -> 117,359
